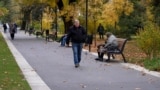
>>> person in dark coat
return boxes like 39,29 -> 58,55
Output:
97,23 -> 105,39
66,19 -> 87,68
9,23 -> 16,40
3,23 -> 7,33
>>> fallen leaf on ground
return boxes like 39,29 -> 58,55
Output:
104,63 -> 111,66
141,72 -> 146,76
80,84 -> 87,88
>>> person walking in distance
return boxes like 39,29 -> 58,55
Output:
3,23 -> 7,33
66,19 -> 87,68
9,23 -> 16,40
97,23 -> 105,39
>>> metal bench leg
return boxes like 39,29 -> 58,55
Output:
121,53 -> 127,63
107,53 -> 111,61
112,54 -> 115,59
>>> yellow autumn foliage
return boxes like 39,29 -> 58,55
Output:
102,0 -> 133,27
42,7 -> 54,30
137,21 -> 160,60
0,7 -> 8,17
14,0 -> 35,6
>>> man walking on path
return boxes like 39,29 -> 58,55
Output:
66,19 -> 87,68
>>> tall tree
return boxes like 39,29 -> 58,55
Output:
58,0 -> 79,33
117,0 -> 146,37
151,0 -> 160,25
102,0 -> 133,30
0,0 -> 9,22
0,2 -> 8,17
13,0 -> 37,30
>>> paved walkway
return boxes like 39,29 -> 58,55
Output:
1,28 -> 160,90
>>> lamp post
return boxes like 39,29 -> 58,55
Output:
40,8 -> 43,32
55,6 -> 58,39
86,0 -> 88,34
86,0 -> 92,52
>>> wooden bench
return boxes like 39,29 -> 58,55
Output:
25,27 -> 35,35
36,30 -> 44,38
46,34 -> 56,42
45,31 -> 57,42
106,38 -> 128,63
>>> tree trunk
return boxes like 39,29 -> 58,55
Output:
62,16 -> 73,34
20,20 -> 26,30
20,9 -> 31,30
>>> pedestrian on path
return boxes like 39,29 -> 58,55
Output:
9,23 -> 16,40
3,23 -> 7,33
97,23 -> 105,39
66,19 -> 87,68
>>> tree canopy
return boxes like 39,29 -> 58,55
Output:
1,0 -> 160,38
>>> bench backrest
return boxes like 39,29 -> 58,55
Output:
117,38 -> 128,53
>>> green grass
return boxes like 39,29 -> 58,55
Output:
0,33 -> 31,90
144,58 -> 160,71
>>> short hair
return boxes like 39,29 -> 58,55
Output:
106,32 -> 112,37
74,19 -> 79,24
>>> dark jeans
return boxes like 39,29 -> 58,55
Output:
60,36 -> 67,46
4,29 -> 7,33
72,43 -> 83,64
99,33 -> 104,39
10,33 -> 15,40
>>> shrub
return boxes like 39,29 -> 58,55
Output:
144,58 -> 160,71
32,21 -> 41,30
136,21 -> 160,60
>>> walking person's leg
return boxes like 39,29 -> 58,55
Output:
100,33 -> 103,39
10,33 -> 14,40
72,43 -> 79,67
99,33 -> 101,39
77,43 -> 83,64
12,33 -> 15,40
4,29 -> 6,33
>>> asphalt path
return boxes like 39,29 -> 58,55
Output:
1,29 -> 160,90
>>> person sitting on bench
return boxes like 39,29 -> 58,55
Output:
95,32 -> 118,61
59,34 -> 67,46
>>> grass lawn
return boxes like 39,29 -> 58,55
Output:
0,33 -> 31,90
